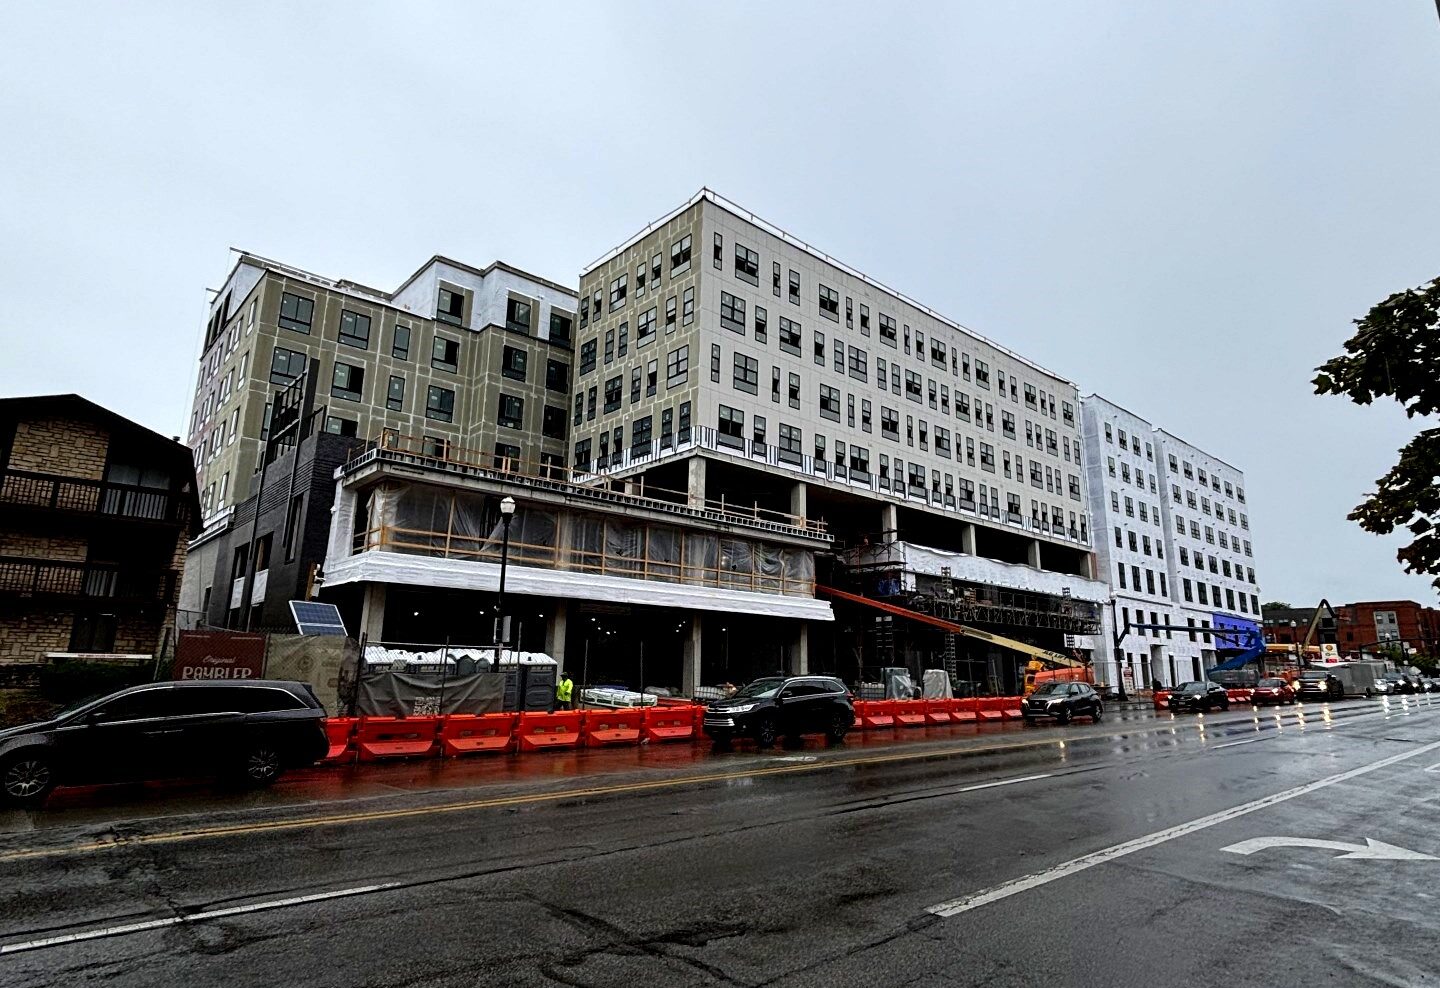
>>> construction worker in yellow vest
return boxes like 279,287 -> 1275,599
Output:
556,670 -> 574,710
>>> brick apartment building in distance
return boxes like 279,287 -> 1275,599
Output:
1264,600 -> 1440,661
1082,395 -> 1262,689
0,395 -> 199,664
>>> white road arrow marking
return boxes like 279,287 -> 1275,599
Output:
1221,837 -> 1436,860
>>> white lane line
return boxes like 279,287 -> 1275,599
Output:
956,773 -> 1051,792
0,882 -> 401,955
927,736 -> 1440,918
1211,737 -> 1268,749
1424,762 -> 1440,773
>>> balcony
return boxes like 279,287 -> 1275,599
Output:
0,556 -> 179,605
0,469 -> 187,525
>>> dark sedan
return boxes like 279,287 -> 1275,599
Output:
1022,682 -> 1103,725
0,680 -> 328,807
1167,681 -> 1230,713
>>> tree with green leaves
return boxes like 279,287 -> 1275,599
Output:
1314,277 -> 1440,594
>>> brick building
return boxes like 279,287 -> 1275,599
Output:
0,395 -> 200,664
1263,600 -> 1440,660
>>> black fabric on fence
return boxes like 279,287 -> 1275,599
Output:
356,670 -> 505,717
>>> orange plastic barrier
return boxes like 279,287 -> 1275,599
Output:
855,700 -> 894,729
321,717 -> 356,762
924,699 -> 952,725
692,704 -> 709,739
1154,690 -> 1171,710
950,698 -> 979,723
583,708 -> 644,747
1000,696 -> 1024,720
355,716 -> 440,760
978,698 -> 1005,721
516,710 -> 583,751
894,700 -> 926,727
642,705 -> 696,743
440,713 -> 516,755
1227,689 -> 1253,705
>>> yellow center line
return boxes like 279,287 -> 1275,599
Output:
0,709 -> 1376,863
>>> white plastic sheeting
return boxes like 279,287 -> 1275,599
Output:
363,644 -> 556,667
578,687 -> 659,708
868,542 -> 1110,603
324,550 -> 835,621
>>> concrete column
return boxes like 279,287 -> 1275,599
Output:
682,612 -> 703,697
360,583 -> 386,642
792,623 -> 809,675
1027,539 -> 1042,570
546,601 -> 568,671
789,481 -> 807,521
687,456 -> 707,508
961,523 -> 977,556
880,503 -> 899,542
1080,551 -> 1095,580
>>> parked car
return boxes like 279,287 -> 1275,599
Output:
1167,681 -> 1230,713
1422,678 -> 1440,694
0,680 -> 328,807
1022,682 -> 1103,725
703,676 -> 854,749
1250,677 -> 1296,706
1371,675 -> 1414,696
1295,670 -> 1344,702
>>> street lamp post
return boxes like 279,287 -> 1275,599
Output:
1289,619 -> 1300,677
1109,596 -> 1128,702
496,496 -> 517,662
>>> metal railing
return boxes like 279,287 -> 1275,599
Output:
0,556 -> 179,604
354,525 -> 816,598
0,468 -> 185,524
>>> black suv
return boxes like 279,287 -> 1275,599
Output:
0,680 -> 328,807
704,676 -> 854,748
1022,682 -> 1103,725
1167,681 -> 1231,713
1295,670 -> 1344,701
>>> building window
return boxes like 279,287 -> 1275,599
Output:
848,346 -> 868,382
505,297 -> 533,334
666,344 -> 689,387
779,317 -> 802,356
665,295 -> 677,331
437,287 -> 464,325
713,232 -> 724,269
788,269 -> 800,305
818,284 -> 839,321
630,366 -> 641,403
269,346 -> 306,385
733,352 -> 759,394
497,393 -> 524,430
387,375 -> 405,411
392,324 -> 411,360
278,292 -> 314,334
671,234 -> 692,272
788,373 -> 801,409
734,243 -> 759,285
617,321 -> 629,358
323,414 -> 358,437
878,313 -> 897,347
721,292 -> 746,333
814,331 -> 826,366
500,345 -> 528,382
753,304 -> 768,343
542,404 -> 566,439
604,375 -> 622,412
608,274 -> 627,312
637,306 -> 657,346
549,311 -> 573,344
718,404 -> 744,447
432,336 -> 459,373
682,287 -> 695,326
778,423 -> 802,463
646,359 -> 658,396
426,385 -> 455,422
545,359 -> 569,393
339,310 -> 371,348
819,384 -> 841,422
633,414 -> 653,452
579,338 -> 597,375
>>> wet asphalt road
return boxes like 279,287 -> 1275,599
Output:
4,695 -> 1440,987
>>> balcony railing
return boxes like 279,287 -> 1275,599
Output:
0,556 -> 178,604
0,469 -> 186,525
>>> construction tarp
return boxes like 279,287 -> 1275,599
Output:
356,670 -> 505,717
853,541 -> 1110,604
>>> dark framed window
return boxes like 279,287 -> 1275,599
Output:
278,292 -> 314,334
422,435 -> 450,459
637,306 -> 657,345
718,404 -> 744,447
502,345 -> 528,381
579,338 -> 597,375
545,359 -> 569,393
573,438 -> 591,471
494,442 -> 521,466
818,284 -> 839,320
778,317 -> 802,356
432,336 -> 459,373
426,385 -> 455,422
604,375 -> 622,412
549,311 -> 573,344
323,414 -> 357,437
788,269 -> 800,304
720,292 -> 746,333
437,287 -> 464,325
542,404 -> 566,439
666,344 -> 689,386
670,235 -> 692,271
497,393 -> 524,430
387,375 -> 405,411
339,310 -> 371,348
392,324 -> 411,360
734,243 -> 759,285
269,346 -> 306,385
506,297 -> 533,333
609,274 -> 627,312
754,304 -> 768,343
733,352 -> 759,394
710,343 -> 721,383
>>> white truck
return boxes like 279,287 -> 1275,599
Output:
1316,660 -> 1386,697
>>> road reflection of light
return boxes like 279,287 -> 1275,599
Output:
1322,707 -> 1333,727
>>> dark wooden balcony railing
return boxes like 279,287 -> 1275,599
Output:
0,556 -> 179,605
0,469 -> 186,524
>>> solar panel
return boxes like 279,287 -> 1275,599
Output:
289,600 -> 348,637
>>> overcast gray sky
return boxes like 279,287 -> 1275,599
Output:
1,2 -> 1436,607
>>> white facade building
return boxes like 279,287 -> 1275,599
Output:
1082,396 -> 1262,689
